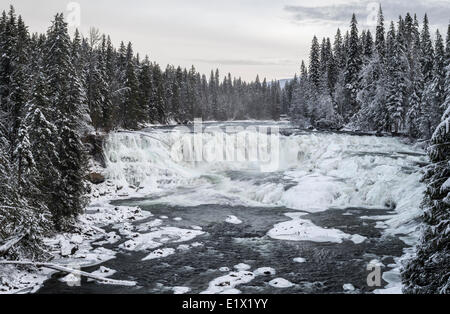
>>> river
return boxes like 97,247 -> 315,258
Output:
37,121 -> 427,294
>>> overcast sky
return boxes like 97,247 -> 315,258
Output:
2,0 -> 449,81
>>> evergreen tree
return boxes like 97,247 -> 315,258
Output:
309,36 -> 321,88
44,13 -> 86,127
420,28 -> 442,138
150,64 -> 166,123
363,30 -> 374,61
334,28 -> 345,68
0,7 -> 17,111
53,123 -> 88,229
8,14 -> 30,144
121,42 -> 142,129
420,14 -> 434,82
137,56 -> 153,123
403,62 -> 450,294
386,20 -> 409,133
87,47 -> 110,130
375,5 -> 386,60
325,38 -> 337,92
42,13 -> 88,227
406,16 -> 424,138
344,14 -> 362,120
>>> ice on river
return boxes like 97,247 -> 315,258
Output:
201,271 -> 255,294
119,227 -> 204,252
142,248 -> 176,261
268,212 -> 367,244
226,215 -> 243,224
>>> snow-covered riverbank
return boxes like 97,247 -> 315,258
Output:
0,179 -> 149,293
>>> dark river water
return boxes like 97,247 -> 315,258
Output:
38,202 -> 406,294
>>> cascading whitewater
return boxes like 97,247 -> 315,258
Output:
103,126 -> 427,240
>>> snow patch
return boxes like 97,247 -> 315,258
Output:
234,263 -> 251,271
350,234 -> 367,244
343,283 -> 356,291
142,248 -> 176,261
119,227 -> 204,252
201,271 -> 255,294
254,267 -> 276,276
172,286 -> 191,294
269,278 -> 294,288
268,213 -> 350,243
226,215 -> 243,225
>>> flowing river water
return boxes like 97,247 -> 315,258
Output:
38,121 -> 427,294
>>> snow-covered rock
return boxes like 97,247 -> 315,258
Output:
234,263 -> 251,271
226,215 -> 243,224
201,271 -> 255,294
343,283 -> 356,291
269,278 -> 294,288
172,286 -> 191,294
142,248 -> 176,261
254,267 -> 276,276
293,257 -> 306,263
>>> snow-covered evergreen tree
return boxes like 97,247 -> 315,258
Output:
137,56 -> 153,123
309,36 -> 321,89
344,14 -> 362,121
403,62 -> 450,294
44,13 -> 87,128
53,123 -> 88,229
406,17 -> 424,138
290,61 -> 311,127
386,20 -> 409,133
121,42 -> 142,129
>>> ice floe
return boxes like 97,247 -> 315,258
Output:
225,215 -> 243,225
254,267 -> 276,276
201,271 -> 255,294
142,248 -> 176,261
172,286 -> 191,294
269,278 -> 294,288
234,263 -> 251,271
120,227 -> 204,252
343,283 -> 356,291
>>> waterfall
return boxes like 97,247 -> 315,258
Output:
103,126 -> 426,240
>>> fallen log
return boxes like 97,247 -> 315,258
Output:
0,261 -> 136,287
0,233 -> 27,256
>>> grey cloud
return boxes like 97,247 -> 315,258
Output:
284,3 -> 367,23
284,0 -> 450,26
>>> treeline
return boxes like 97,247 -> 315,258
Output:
81,34 -> 281,130
285,6 -> 450,141
69,30 -> 281,130
0,8 -> 89,259
0,6 -> 280,259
